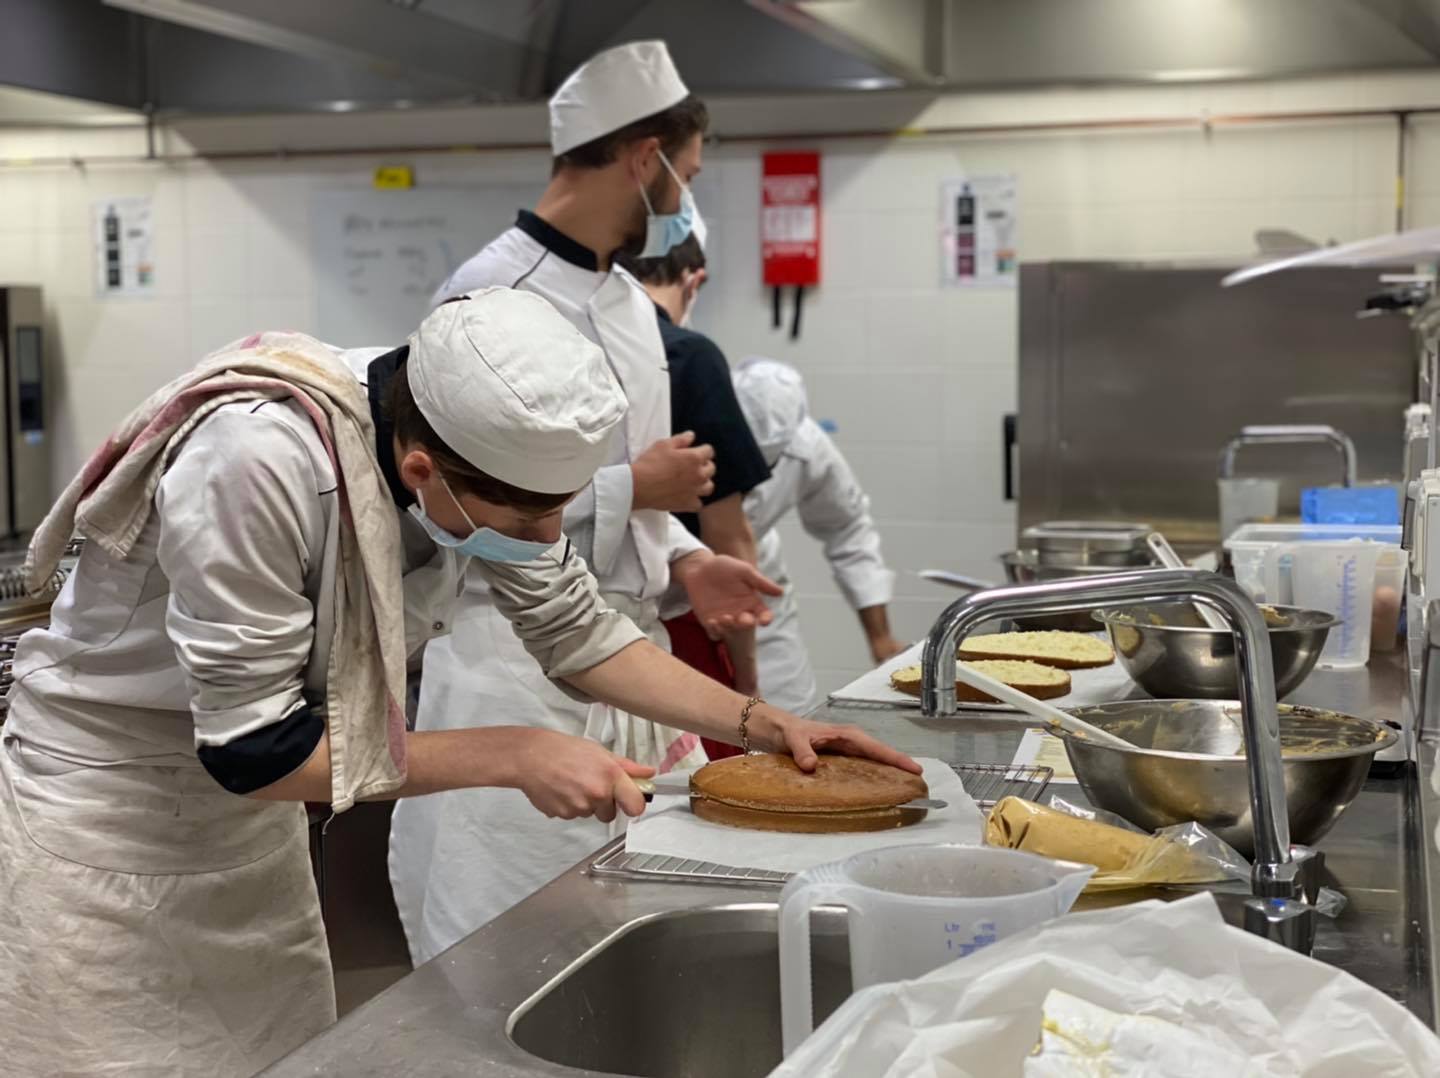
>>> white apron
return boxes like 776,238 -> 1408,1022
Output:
388,590 -> 705,967
0,740 -> 333,1076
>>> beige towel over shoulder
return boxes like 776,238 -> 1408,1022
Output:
26,331 -> 408,810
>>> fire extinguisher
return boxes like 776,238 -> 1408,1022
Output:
761,151 -> 821,340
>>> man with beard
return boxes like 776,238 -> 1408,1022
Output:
389,41 -> 765,964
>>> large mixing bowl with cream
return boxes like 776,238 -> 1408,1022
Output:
1059,700 -> 1396,857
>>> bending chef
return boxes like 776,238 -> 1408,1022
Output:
0,289 -> 916,1077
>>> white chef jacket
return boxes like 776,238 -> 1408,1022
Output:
432,211 -> 705,593
744,416 -> 895,714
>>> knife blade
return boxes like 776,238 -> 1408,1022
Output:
635,777 -> 946,811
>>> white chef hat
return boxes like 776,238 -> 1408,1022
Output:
733,357 -> 809,468
550,40 -> 689,157
408,289 -> 626,494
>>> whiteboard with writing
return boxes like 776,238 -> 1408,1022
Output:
311,185 -> 540,348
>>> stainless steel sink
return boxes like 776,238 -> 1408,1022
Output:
507,903 -> 851,1078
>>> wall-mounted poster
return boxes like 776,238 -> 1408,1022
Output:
941,175 -> 1017,288
93,197 -> 155,297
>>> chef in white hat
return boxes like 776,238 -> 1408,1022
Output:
734,357 -> 905,714
392,41 -> 753,964
0,288 -> 917,1076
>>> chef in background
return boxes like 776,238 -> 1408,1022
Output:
734,357 -> 905,714
616,229 -> 772,759
392,40 -> 767,964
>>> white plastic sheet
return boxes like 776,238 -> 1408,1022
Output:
624,758 -> 981,874
770,893 -> 1440,1078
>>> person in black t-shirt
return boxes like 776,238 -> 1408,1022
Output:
617,235 -> 771,753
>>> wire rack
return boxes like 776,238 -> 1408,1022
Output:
588,761 -> 1052,889
0,536 -> 84,605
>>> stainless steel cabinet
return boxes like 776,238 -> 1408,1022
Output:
1017,262 -> 1414,546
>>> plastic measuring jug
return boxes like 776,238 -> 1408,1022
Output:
1218,477 -> 1280,544
778,844 -> 1094,1054
1264,540 -> 1382,669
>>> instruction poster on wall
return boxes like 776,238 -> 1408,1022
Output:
93,197 -> 155,297
941,175 -> 1017,288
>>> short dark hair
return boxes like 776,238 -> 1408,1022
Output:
614,233 -> 706,286
385,364 -> 574,513
553,94 -> 709,174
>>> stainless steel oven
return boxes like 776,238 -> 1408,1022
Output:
0,286 -> 49,538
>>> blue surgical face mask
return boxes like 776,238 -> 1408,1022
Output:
409,477 -> 555,563
638,151 -> 697,259
679,271 -> 703,328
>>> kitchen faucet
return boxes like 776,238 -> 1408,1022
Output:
920,567 -> 1315,951
1219,424 -> 1357,487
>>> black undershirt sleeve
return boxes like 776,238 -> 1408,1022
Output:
665,327 -> 772,539
197,701 -> 326,795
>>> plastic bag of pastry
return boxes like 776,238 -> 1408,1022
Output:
984,796 -> 1248,892
1025,797 -> 1349,915
1025,989 -> 1255,1076
771,894 -> 1440,1077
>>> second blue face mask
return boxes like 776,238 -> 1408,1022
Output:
637,151 -> 698,259
409,477 -> 556,563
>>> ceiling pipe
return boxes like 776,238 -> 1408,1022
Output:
0,102 -> 1433,169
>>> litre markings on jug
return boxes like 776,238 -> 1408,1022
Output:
944,919 -> 998,956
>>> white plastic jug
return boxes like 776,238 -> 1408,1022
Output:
1264,540 -> 1382,669
1218,477 -> 1280,543
778,844 -> 1094,1054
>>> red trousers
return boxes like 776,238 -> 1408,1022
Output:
663,611 -> 745,761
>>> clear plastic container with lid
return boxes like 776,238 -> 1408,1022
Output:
1223,523 -> 1404,667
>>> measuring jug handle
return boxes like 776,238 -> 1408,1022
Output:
778,865 -> 857,1057
1262,542 -> 1295,605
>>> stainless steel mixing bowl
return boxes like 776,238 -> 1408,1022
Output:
1061,700 -> 1397,857
1093,602 -> 1339,699
999,551 -> 1156,631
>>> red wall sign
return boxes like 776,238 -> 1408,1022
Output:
761,151 -> 821,287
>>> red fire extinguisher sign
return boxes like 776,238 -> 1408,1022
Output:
761,151 -> 821,287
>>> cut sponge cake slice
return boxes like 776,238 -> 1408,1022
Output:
957,630 -> 1114,670
890,659 -> 1071,703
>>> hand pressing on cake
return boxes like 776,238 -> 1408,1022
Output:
560,641 -> 920,778
745,703 -> 922,775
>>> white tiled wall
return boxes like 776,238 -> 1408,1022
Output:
5,68 -> 1440,696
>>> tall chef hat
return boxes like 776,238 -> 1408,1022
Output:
550,40 -> 689,157
408,289 -> 626,494
733,357 -> 808,468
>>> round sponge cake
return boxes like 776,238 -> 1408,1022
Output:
689,753 -> 929,834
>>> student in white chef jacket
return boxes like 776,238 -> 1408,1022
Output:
0,290 -> 917,1077
733,357 -> 906,715
389,41 -> 759,964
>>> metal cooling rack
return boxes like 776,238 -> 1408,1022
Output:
588,761 -> 1052,889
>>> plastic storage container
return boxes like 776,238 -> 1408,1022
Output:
1225,523 -> 1404,669
1226,524 -> 1402,600
777,844 -> 1093,1055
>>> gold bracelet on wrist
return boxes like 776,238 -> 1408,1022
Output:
739,696 -> 763,754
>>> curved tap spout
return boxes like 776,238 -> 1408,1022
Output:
920,567 -> 1298,900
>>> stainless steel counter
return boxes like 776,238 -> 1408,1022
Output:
263,653 -> 1435,1076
